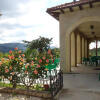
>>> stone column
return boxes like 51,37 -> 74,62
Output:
66,34 -> 71,72
75,33 -> 77,67
82,37 -> 85,58
85,39 -> 88,58
77,33 -> 81,64
87,41 -> 89,58
71,32 -> 76,67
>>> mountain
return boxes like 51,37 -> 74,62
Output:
0,43 -> 26,53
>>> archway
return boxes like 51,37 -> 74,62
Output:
66,19 -> 100,73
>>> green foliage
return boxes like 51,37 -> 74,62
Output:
51,48 -> 60,58
0,52 -> 9,59
0,52 -> 4,58
24,48 -> 39,63
0,47 -> 56,90
23,36 -> 52,53
89,48 -> 100,56
0,82 -> 12,88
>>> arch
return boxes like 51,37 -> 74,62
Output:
65,16 -> 100,72
65,16 -> 100,37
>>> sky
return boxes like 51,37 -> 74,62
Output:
0,0 -> 73,47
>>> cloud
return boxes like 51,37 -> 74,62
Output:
0,0 -> 60,47
0,0 -> 29,17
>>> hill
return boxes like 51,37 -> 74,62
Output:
0,43 -> 26,53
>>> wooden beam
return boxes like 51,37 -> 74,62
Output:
53,12 -> 60,20
75,29 -> 87,39
88,37 -> 100,41
79,5 -> 83,10
69,7 -> 73,12
60,9 -> 64,14
89,2 -> 93,8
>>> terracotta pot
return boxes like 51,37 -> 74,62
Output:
44,84 -> 49,91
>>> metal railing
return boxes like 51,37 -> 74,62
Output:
1,67 -> 63,99
49,69 -> 63,99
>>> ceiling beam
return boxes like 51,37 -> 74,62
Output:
89,2 -> 93,8
74,29 -> 87,39
69,7 -> 73,12
88,37 -> 100,41
53,12 -> 60,20
79,5 -> 83,10
60,9 -> 64,14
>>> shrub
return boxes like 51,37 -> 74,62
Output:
0,48 -> 55,91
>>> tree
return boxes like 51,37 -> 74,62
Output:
23,36 -> 52,53
51,48 -> 60,58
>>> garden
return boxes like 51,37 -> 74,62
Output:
0,37 -> 63,99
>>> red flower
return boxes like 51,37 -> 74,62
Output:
31,61 -> 34,66
34,70 -> 38,74
25,70 -> 28,74
9,50 -> 12,54
19,62 -> 23,65
48,49 -> 51,54
53,60 -> 55,63
11,55 -> 14,59
35,57 -> 37,60
42,56 -> 46,60
31,61 -> 34,64
0,62 -> 2,66
22,54 -> 25,57
19,56 -> 21,58
18,50 -> 21,53
50,54 -> 53,58
8,55 -> 11,59
12,72 -> 15,75
31,63 -> 34,66
9,66 -> 12,70
14,47 -> 18,50
1,58 -> 5,62
21,58 -> 24,62
46,59 -> 49,63
45,68 -> 48,71
37,64 -> 40,68
44,84 -> 49,90
5,69 -> 9,73
25,65 -> 28,69
39,59 -> 42,63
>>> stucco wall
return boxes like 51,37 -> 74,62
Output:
59,6 -> 100,73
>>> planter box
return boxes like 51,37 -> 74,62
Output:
0,87 -> 51,99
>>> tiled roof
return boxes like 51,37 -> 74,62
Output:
46,0 -> 100,20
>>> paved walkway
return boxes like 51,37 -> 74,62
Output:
59,65 -> 100,100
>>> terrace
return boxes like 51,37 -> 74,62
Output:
47,0 -> 100,73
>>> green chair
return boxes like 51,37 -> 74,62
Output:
45,64 -> 57,70
82,57 -> 88,64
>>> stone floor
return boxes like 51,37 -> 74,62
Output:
59,65 -> 100,100
71,64 -> 100,74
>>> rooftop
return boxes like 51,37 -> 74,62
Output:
46,0 -> 100,20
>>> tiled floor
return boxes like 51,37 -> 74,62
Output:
59,65 -> 100,100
